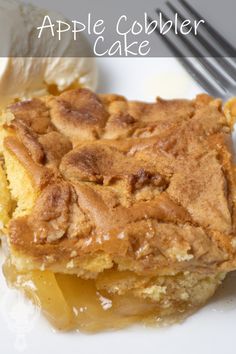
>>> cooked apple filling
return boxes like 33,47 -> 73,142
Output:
1,89 -> 236,332
3,260 -> 225,332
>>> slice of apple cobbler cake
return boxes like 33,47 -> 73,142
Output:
0,89 -> 236,332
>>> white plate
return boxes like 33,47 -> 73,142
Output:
1,57 -> 236,354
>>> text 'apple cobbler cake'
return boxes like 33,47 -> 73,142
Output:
1,89 -> 236,332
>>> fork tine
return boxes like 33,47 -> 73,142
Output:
148,16 -> 225,98
179,0 -> 236,57
159,8 -> 231,90
166,2 -> 236,80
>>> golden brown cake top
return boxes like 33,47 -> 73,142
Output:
2,89 -> 236,277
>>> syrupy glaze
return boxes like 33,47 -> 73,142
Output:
3,259 -> 192,332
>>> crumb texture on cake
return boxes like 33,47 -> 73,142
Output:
0,161 -> 12,230
0,89 -> 236,278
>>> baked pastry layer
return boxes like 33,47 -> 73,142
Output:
1,89 -> 236,330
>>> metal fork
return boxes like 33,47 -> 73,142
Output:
148,0 -> 236,100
